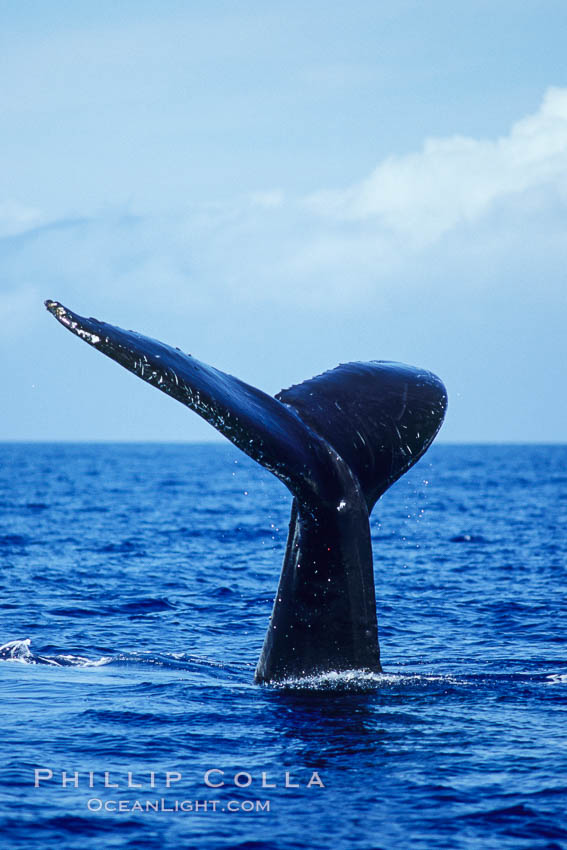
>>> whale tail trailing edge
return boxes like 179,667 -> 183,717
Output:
45,300 -> 447,682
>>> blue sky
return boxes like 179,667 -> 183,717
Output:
2,1 -> 566,442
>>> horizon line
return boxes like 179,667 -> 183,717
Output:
1,439 -> 565,447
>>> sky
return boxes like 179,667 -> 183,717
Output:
2,0 -> 566,443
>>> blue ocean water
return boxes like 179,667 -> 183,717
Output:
1,442 -> 566,850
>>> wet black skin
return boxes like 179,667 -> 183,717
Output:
45,300 -> 447,683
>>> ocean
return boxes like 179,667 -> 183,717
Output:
1,442 -> 566,850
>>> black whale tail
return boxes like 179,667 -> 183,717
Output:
45,300 -> 447,682
44,301 -> 446,510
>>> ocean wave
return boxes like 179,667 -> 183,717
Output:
0,639 -> 248,676
0,639 -> 110,667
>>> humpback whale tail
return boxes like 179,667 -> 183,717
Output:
45,300 -> 447,683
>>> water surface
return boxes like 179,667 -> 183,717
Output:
1,443 -> 566,849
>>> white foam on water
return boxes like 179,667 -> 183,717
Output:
0,638 -> 32,662
0,638 -> 112,668
269,668 -> 470,691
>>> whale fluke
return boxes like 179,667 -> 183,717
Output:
277,361 -> 447,511
45,300 -> 447,683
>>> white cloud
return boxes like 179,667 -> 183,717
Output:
3,88 -> 566,322
303,87 -> 567,248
